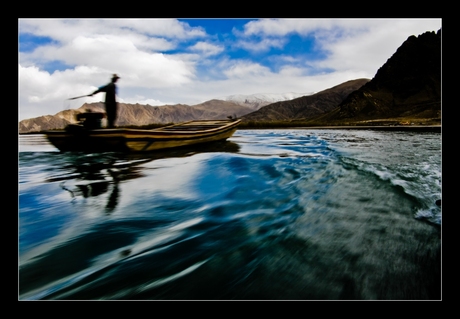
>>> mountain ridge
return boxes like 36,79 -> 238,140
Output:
219,92 -> 312,111
19,91 -> 314,133
19,99 -> 287,133
240,79 -> 370,122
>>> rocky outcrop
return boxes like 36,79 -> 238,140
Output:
19,115 -> 72,134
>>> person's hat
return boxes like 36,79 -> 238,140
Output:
112,74 -> 120,79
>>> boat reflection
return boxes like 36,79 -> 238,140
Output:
45,141 -> 241,214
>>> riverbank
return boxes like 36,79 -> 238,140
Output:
239,125 -> 441,132
20,124 -> 442,135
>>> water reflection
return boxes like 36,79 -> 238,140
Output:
19,139 -> 243,300
43,141 -> 241,214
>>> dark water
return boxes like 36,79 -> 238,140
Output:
18,129 -> 441,300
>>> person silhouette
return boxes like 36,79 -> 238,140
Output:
90,74 -> 120,128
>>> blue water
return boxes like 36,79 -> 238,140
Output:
18,129 -> 441,300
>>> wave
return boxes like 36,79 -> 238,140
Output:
337,155 -> 441,226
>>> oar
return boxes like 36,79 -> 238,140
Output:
68,94 -> 92,100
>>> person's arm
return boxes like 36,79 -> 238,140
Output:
89,84 -> 108,96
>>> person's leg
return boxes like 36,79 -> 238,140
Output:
106,104 -> 116,128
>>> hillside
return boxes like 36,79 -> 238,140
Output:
19,93 -> 310,133
220,92 -> 311,111
19,100 -> 255,133
241,79 -> 370,122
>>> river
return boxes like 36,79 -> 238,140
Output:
18,129 -> 441,300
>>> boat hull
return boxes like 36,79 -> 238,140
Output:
45,120 -> 241,153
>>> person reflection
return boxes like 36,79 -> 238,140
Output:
55,155 -> 124,215
73,178 -> 118,214
55,141 -> 241,215
105,169 -> 120,214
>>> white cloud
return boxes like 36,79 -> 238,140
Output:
240,18 -> 440,38
104,19 -> 207,39
278,66 -> 305,77
223,61 -> 271,79
19,18 -> 206,42
312,19 -> 442,77
236,37 -> 286,52
121,95 -> 174,107
189,41 -> 224,56
240,18 -> 331,37
238,18 -> 441,76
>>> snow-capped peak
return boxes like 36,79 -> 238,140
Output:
219,92 -> 313,110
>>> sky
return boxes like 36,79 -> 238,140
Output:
18,18 -> 442,121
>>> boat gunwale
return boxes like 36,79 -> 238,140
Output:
44,119 -> 241,137
124,125 -> 239,142
150,119 -> 241,133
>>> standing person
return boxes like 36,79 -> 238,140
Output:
90,74 -> 120,128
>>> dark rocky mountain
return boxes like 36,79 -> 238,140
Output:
309,29 -> 441,125
240,78 -> 370,122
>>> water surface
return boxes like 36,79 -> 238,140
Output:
18,129 -> 441,300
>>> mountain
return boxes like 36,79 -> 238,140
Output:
19,92 -> 312,133
19,100 -> 257,133
309,29 -> 441,125
115,100 -> 255,126
185,99 -> 264,121
241,79 -> 370,122
220,92 -> 312,111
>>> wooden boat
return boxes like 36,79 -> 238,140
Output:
45,112 -> 241,153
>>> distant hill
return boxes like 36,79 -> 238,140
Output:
220,92 -> 311,111
19,92 -> 312,133
310,29 -> 441,125
19,100 -> 254,133
20,98 -> 307,134
240,79 -> 370,122
115,100 -> 256,126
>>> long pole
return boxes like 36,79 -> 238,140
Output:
68,94 -> 91,100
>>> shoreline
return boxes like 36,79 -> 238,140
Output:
238,125 -> 441,132
19,125 -> 441,135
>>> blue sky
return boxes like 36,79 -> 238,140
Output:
18,18 -> 441,121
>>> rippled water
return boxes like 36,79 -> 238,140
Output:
18,129 -> 441,300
